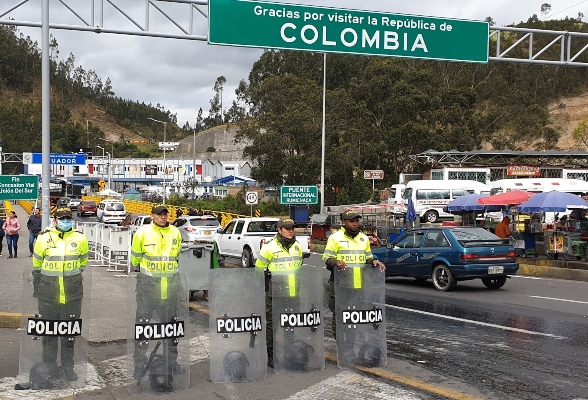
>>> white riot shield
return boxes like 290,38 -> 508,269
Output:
17,264 -> 92,390
100,225 -> 110,264
271,264 -> 324,373
126,271 -> 190,394
334,264 -> 387,369
108,227 -> 130,272
77,222 -> 98,254
209,268 -> 266,382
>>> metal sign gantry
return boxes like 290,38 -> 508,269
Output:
2,0 -> 588,226
2,1 -> 588,66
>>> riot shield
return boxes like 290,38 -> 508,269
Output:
17,264 -> 92,390
271,264 -> 324,373
209,268 -> 266,382
334,264 -> 387,369
126,270 -> 190,394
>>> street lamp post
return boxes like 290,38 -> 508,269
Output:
193,129 -> 197,181
96,145 -> 108,191
148,117 -> 168,204
98,138 -> 114,191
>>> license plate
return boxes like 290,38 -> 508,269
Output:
204,231 -> 212,235
488,266 -> 504,274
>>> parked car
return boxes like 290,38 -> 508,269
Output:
373,227 -> 519,291
212,217 -> 311,268
56,197 -> 71,208
96,199 -> 126,224
77,200 -> 97,216
173,215 -> 220,244
67,198 -> 82,210
120,213 -> 151,234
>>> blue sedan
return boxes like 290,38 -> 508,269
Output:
373,227 -> 519,291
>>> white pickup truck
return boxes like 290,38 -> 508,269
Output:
212,217 -> 311,267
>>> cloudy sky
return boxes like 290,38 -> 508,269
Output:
3,0 -> 587,127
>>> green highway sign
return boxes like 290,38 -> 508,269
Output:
209,0 -> 489,63
0,175 -> 38,200
280,185 -> 319,205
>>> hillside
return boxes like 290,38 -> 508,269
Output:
548,93 -> 588,150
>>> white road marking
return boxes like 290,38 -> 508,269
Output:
511,275 -> 543,280
528,295 -> 588,305
383,304 -> 566,339
286,371 -> 422,400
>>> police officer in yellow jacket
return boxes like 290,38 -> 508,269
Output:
130,204 -> 183,379
323,210 -> 385,343
32,207 -> 89,382
255,218 -> 303,368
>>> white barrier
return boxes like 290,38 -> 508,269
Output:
107,226 -> 131,273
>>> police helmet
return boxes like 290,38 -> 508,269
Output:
148,355 -> 173,392
222,351 -> 249,381
357,344 -> 383,368
285,340 -> 315,371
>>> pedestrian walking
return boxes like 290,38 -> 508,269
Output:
3,210 -> 21,258
27,207 -> 43,257
0,215 -> 5,256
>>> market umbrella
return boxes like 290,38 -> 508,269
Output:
517,191 -> 588,213
406,196 -> 417,227
446,193 -> 500,212
477,190 -> 535,206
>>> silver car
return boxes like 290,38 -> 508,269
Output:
172,215 -> 220,243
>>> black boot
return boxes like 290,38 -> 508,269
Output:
14,249 -> 17,258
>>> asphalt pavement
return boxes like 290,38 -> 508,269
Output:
0,204 -> 499,399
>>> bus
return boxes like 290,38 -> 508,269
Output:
489,178 -> 588,195
401,180 -> 490,223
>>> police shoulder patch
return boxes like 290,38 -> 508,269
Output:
360,237 -> 365,241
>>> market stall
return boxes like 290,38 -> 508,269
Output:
517,191 -> 588,260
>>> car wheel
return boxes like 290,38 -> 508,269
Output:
241,248 -> 253,268
432,265 -> 456,291
481,276 -> 507,289
423,210 -> 438,223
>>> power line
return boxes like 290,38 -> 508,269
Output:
543,0 -> 588,19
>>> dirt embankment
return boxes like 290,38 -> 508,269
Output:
548,93 -> 588,150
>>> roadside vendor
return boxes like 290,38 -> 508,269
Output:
570,193 -> 588,220
495,216 -> 511,239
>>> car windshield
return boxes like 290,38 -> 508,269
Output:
451,228 -> 501,242
247,221 -> 278,232
82,201 -> 96,206
106,203 -> 125,211
189,218 -> 219,227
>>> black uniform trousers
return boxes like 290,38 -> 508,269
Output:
133,275 -> 180,369
39,298 -> 82,370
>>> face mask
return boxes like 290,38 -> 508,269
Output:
57,219 -> 73,231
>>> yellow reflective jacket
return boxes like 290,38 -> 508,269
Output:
131,222 -> 182,277
32,227 -> 89,304
323,228 -> 374,287
256,237 -> 303,272
256,237 -> 303,297
131,222 -> 182,300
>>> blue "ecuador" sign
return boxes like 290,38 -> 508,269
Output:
31,153 -> 86,165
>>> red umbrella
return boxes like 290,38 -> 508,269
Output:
477,190 -> 535,206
